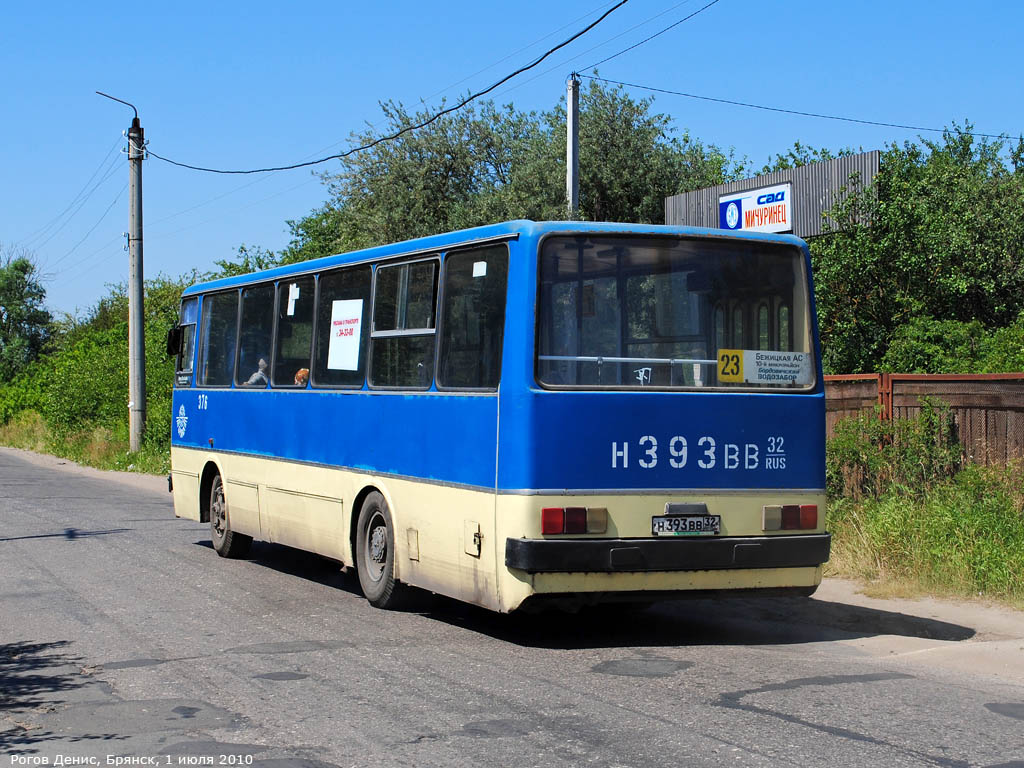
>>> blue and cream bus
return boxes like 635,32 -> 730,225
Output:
166,220 -> 830,612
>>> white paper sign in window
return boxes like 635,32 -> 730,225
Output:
327,299 -> 363,371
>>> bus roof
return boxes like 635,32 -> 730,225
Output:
182,219 -> 809,296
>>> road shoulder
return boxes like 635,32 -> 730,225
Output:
0,445 -> 167,495
814,577 -> 1024,683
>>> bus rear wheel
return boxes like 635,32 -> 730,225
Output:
209,473 -> 252,559
356,492 -> 407,609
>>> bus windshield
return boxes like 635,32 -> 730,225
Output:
537,234 -> 814,390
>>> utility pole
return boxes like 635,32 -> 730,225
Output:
127,115 -> 146,453
97,92 -> 146,453
566,72 -> 580,218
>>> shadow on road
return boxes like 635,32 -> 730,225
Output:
0,641 -> 89,752
0,641 -> 80,712
421,594 -> 977,649
0,528 -> 131,543
195,540 -> 364,598
197,539 -> 976,650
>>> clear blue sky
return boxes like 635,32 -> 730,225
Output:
3,0 -> 1021,317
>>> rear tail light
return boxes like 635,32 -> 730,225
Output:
541,506 -> 608,535
763,504 -> 818,531
564,507 -> 587,534
541,507 -> 564,535
586,507 -> 608,534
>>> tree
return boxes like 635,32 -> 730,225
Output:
21,275 -> 185,448
277,80 -> 744,264
0,245 -> 51,382
879,316 -> 989,373
879,314 -> 1024,373
760,141 -> 855,174
810,124 -> 1024,373
211,244 -> 281,279
562,78 -> 744,223
287,98 -> 547,260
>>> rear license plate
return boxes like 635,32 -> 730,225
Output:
651,514 -> 721,536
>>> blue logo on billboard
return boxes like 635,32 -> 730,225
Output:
757,190 -> 785,205
719,200 -> 742,230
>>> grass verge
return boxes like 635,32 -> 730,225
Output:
0,410 -> 170,475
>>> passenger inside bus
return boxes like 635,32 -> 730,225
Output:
245,358 -> 269,386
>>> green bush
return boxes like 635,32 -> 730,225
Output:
881,314 -> 1024,373
0,275 -> 184,470
42,323 -> 129,434
0,356 -> 51,425
826,399 -> 960,501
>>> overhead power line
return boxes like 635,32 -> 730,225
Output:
24,139 -> 122,250
47,183 -> 128,272
416,1 -> 622,110
580,0 -> 723,70
46,232 -> 124,285
580,74 -> 1016,140
485,0 -> 716,108
148,0 -> 630,176
33,154 -> 122,256
138,5 -> 627,227
307,2 -> 625,160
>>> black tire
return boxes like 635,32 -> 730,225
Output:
209,473 -> 252,559
355,491 -> 407,609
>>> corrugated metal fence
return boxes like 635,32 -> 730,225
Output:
824,373 -> 1024,465
665,151 -> 880,238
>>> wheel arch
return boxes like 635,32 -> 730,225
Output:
198,460 -> 224,523
349,484 -> 381,566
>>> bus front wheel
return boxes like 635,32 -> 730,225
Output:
209,474 -> 252,559
356,492 -> 406,609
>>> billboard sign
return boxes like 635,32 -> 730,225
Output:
718,183 -> 792,234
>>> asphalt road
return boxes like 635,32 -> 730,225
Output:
1,447 -> 1022,768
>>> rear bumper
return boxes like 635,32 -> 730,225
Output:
505,533 -> 831,574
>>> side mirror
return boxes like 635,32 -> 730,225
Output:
166,326 -> 182,358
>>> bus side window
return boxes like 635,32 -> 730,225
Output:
313,265 -> 371,387
174,298 -> 199,386
370,259 -> 438,389
198,291 -> 239,387
438,246 -> 508,390
273,277 -> 315,386
236,282 -> 275,388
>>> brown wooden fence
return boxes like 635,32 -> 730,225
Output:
824,373 -> 1024,465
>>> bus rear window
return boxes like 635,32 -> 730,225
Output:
536,235 -> 814,390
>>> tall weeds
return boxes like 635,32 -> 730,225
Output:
826,401 -> 1024,602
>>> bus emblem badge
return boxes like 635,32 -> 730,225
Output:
176,405 -> 188,438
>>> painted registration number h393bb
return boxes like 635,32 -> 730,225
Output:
651,514 -> 721,536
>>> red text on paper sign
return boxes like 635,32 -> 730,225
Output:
332,317 -> 360,338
